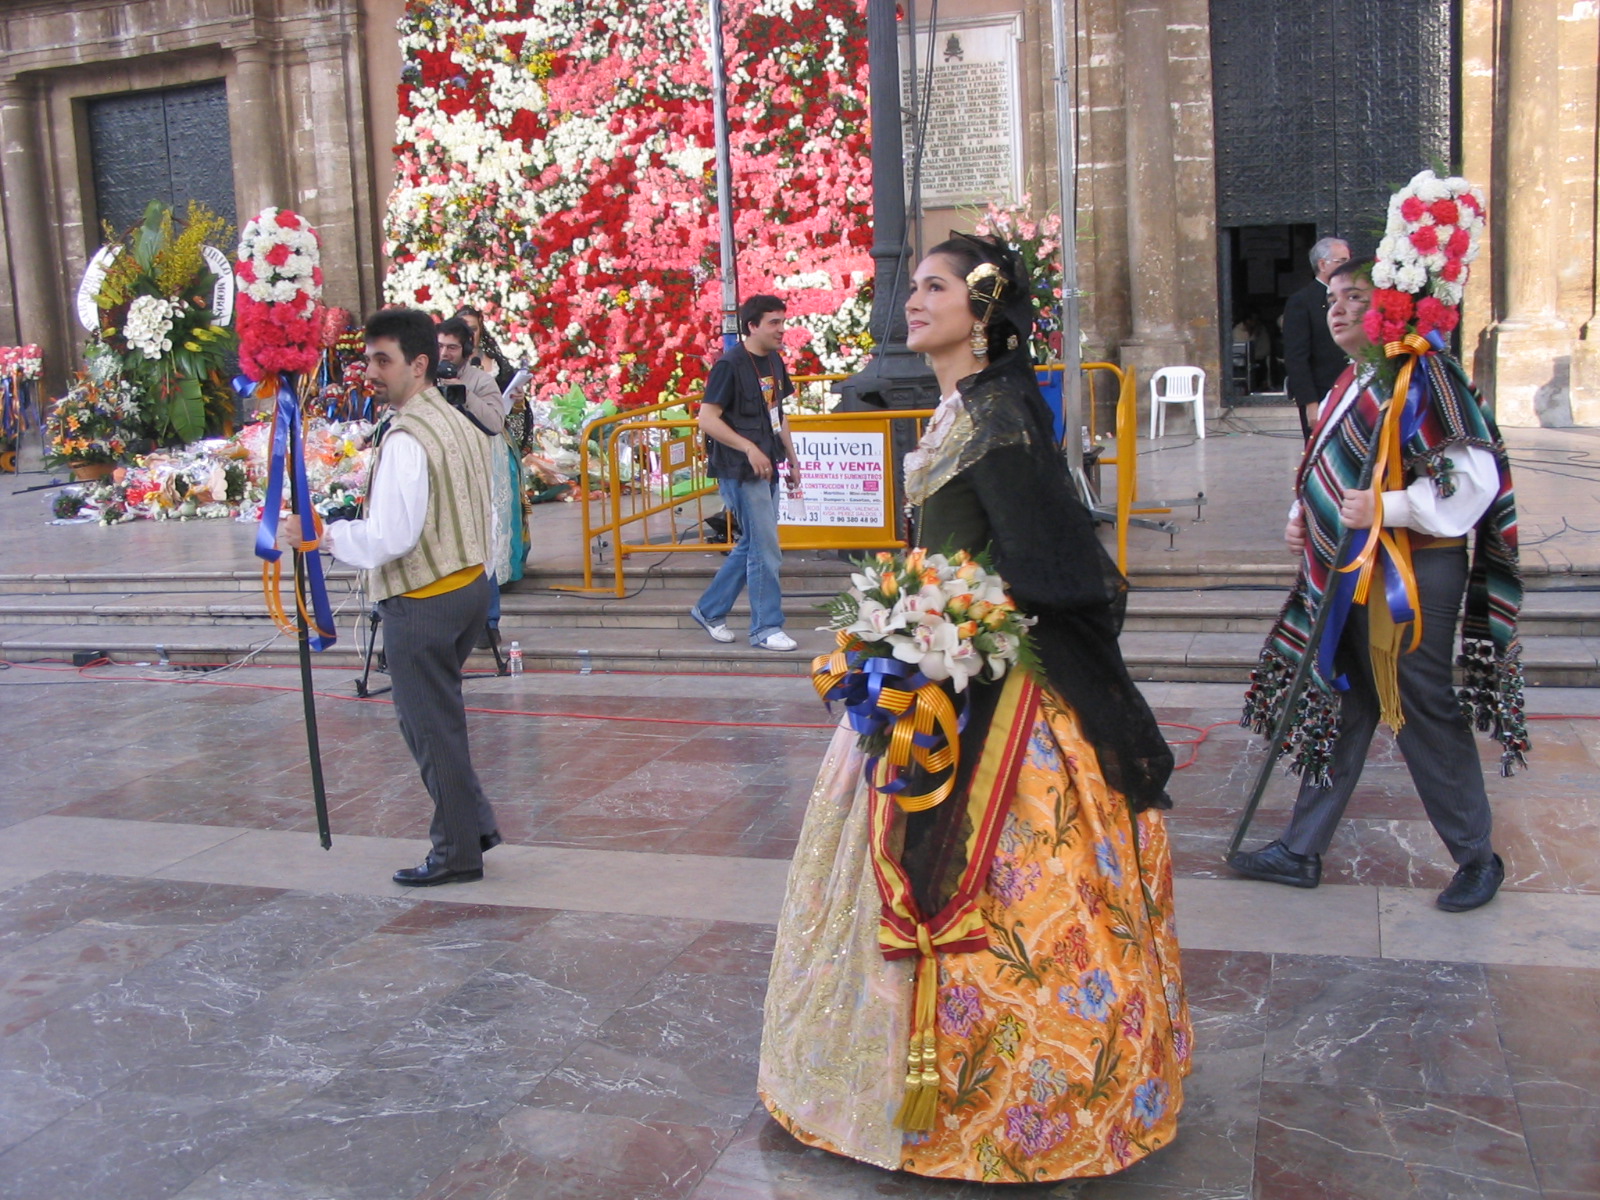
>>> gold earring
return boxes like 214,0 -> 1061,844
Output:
970,322 -> 988,359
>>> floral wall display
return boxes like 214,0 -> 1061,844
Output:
384,0 -> 875,408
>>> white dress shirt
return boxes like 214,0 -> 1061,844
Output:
1299,373 -> 1499,537
327,430 -> 429,570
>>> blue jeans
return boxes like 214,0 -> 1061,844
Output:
694,476 -> 785,644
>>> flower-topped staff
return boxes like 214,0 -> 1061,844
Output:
1338,171 -> 1488,626
237,207 -> 337,651
237,205 -> 337,847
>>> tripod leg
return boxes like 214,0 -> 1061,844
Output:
487,622 -> 506,675
356,604 -> 381,697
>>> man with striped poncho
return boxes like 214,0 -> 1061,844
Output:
1230,258 -> 1527,914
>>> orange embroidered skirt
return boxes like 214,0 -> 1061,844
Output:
759,688 -> 1191,1182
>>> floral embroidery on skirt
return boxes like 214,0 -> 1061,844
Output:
759,689 -> 1191,1182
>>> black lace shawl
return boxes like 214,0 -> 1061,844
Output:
900,350 -> 1174,917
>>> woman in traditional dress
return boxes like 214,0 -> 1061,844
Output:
759,234 -> 1191,1183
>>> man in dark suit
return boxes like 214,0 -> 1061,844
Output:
1281,236 -> 1350,439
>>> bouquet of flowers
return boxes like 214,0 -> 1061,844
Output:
86,200 -> 236,444
825,547 -> 1037,693
816,547 -> 1038,787
44,377 -> 143,467
235,208 -> 324,380
1366,169 -> 1486,346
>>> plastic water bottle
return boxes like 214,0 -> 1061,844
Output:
507,641 -> 523,676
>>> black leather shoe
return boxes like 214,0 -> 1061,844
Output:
393,858 -> 484,888
1226,839 -> 1321,888
480,831 -> 503,853
1437,853 -> 1504,912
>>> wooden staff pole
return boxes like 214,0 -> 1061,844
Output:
288,384 -> 332,849
1227,405 -> 1387,858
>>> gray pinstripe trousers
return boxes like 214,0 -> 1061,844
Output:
1281,546 -> 1495,866
378,572 -> 498,870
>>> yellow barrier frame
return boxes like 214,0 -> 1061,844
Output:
555,364 -> 1168,595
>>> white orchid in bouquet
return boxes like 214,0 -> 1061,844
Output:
825,547 -> 1039,693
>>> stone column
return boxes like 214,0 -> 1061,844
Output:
302,35 -> 369,315
1117,0 -> 1192,414
1484,2 -> 1573,426
0,77 -> 64,385
228,42 -> 289,225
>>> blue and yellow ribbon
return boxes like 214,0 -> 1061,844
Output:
247,373 -> 337,650
813,629 -> 966,812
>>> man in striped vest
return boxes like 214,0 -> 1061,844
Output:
1232,260 -> 1524,913
305,309 -> 501,886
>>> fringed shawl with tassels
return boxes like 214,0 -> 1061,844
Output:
1241,349 -> 1528,782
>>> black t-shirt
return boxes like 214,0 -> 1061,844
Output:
704,344 -> 794,481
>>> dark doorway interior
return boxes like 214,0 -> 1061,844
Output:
1208,0 -> 1457,407
86,80 -> 237,241
1218,224 -> 1318,403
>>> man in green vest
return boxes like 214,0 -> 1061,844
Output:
289,309 -> 500,886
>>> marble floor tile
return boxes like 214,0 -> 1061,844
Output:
377,899 -> 564,943
687,1107 -> 927,1199
172,1108 -> 500,1200
0,815 -> 248,892
1486,963 -> 1600,1100
492,909 -> 716,1004
1252,1081 -> 1540,1199
1379,885 -> 1600,969
580,968 -> 768,1115
416,1104 -> 730,1200
0,1078 -> 259,1200
1169,878 -> 1380,958
0,918 -> 205,1035
1261,955 -> 1512,1098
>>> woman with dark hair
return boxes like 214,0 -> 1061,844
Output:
759,234 -> 1190,1182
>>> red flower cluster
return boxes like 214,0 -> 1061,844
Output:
236,301 -> 323,380
1362,288 -> 1416,346
235,207 -> 324,382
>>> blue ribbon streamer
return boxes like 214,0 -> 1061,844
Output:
250,374 -> 338,651
1316,354 -> 1435,686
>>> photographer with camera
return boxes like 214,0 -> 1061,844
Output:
436,318 -> 506,435
281,309 -> 500,887
438,318 -> 521,649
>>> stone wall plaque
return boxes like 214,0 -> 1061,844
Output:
900,15 -> 1023,209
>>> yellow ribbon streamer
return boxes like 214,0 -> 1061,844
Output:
813,630 -> 965,812
1335,332 -> 1431,730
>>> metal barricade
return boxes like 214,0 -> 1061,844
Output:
553,397 -> 934,597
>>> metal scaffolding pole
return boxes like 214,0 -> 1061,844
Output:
708,0 -> 739,353
1050,0 -> 1085,481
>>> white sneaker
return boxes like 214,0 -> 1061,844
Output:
690,609 -> 735,643
755,631 -> 797,652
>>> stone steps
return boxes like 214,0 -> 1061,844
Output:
3,561 -> 1598,684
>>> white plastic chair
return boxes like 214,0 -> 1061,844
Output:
1149,366 -> 1206,438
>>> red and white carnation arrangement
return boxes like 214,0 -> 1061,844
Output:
1366,169 -> 1485,345
0,345 -> 42,379
235,208 -> 325,381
